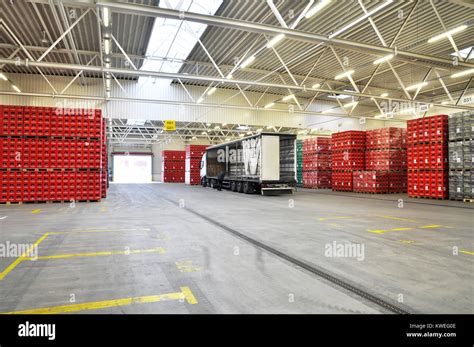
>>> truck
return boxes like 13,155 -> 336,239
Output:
200,133 -> 297,195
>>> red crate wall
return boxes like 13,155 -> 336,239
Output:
162,150 -> 185,183
407,115 -> 448,199
331,131 -> 366,192
0,105 -> 106,203
185,145 -> 207,185
302,137 -> 332,189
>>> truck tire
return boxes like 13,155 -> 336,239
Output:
230,181 -> 237,192
201,177 -> 207,187
236,181 -> 243,193
210,179 -> 215,189
243,181 -> 252,194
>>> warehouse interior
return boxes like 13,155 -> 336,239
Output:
0,0 -> 473,317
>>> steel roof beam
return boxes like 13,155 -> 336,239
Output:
97,1 -> 474,69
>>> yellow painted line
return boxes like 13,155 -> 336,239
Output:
175,261 -> 200,273
181,286 -> 198,305
391,227 -> 413,231
24,247 -> 166,261
398,240 -> 416,244
0,233 -> 49,280
318,216 -> 351,221
369,225 -> 447,234
419,225 -> 443,229
49,228 -> 150,235
2,287 -> 198,314
31,209 -> 41,214
100,206 -> 107,212
374,215 -> 417,223
460,250 -> 474,256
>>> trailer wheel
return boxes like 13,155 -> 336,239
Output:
230,181 -> 237,192
236,181 -> 243,193
209,179 -> 215,189
243,181 -> 252,194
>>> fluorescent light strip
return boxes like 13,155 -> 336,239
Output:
312,83 -> 321,89
451,68 -> 474,78
282,94 -> 295,102
12,85 -> 21,93
335,70 -> 354,80
373,54 -> 394,65
0,73 -> 7,81
427,25 -> 468,43
329,0 -> 393,39
207,87 -> 217,95
344,101 -> 359,108
380,92 -> 388,97
374,114 -> 386,119
102,7 -> 110,27
322,109 -> 335,114
264,102 -> 275,109
266,34 -> 285,49
197,97 -> 204,104
405,82 -> 428,91
305,0 -> 332,19
104,39 -> 111,55
240,55 -> 255,69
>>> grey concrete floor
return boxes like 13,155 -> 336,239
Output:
0,183 -> 472,314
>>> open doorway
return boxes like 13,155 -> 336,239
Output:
113,154 -> 152,183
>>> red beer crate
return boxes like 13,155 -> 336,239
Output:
0,106 -> 24,136
332,171 -> 353,191
185,144 -> 208,158
366,127 -> 406,149
302,170 -> 332,189
365,149 -> 407,171
332,131 -> 366,151
331,151 -> 365,170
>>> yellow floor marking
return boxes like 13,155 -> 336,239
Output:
419,225 -> 442,229
175,261 -> 200,273
31,209 -> 41,214
398,240 -> 416,244
0,233 -> 49,280
318,216 -> 351,221
460,250 -> 474,256
374,215 -> 417,223
24,247 -> 166,261
391,227 -> 413,231
49,228 -> 150,235
100,206 -> 108,212
369,225 -> 447,235
2,287 -> 198,314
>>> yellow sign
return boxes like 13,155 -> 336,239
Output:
164,120 -> 176,131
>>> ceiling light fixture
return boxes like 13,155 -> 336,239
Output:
197,97 -> 204,104
405,82 -> 428,91
328,0 -> 393,39
373,54 -> 394,65
322,109 -> 334,114
427,24 -> 468,43
0,73 -> 7,81
451,68 -> 474,78
207,87 -> 217,95
240,55 -> 255,69
374,114 -> 386,119
305,0 -> 332,19
380,92 -> 389,97
103,39 -> 111,55
282,94 -> 295,102
312,83 -> 321,89
335,70 -> 354,80
344,101 -> 359,108
12,85 -> 21,93
102,7 -> 110,27
264,102 -> 275,109
266,34 -> 285,49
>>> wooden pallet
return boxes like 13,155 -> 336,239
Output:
409,196 -> 447,200
0,201 -> 22,205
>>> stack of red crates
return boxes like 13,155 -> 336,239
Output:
185,145 -> 207,185
332,131 -> 366,191
100,118 -> 108,198
302,137 -> 332,188
162,150 -> 185,183
407,115 -> 449,199
0,105 -> 107,203
358,127 -> 407,193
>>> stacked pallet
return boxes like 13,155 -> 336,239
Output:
185,145 -> 207,185
407,115 -> 449,199
332,131 -> 365,191
101,118 -> 108,198
162,150 -> 185,183
356,127 -> 407,193
448,111 -> 474,201
302,137 -> 331,189
0,105 -> 106,203
296,140 -> 303,187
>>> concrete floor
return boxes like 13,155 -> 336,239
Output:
0,183 -> 472,314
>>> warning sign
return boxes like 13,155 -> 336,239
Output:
164,120 -> 176,131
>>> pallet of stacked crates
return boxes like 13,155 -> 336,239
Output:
448,111 -> 473,202
332,131 -> 365,192
357,127 -> 407,193
302,137 -> 331,189
185,145 -> 208,185
296,139 -> 303,187
407,115 -> 449,199
162,150 -> 185,183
